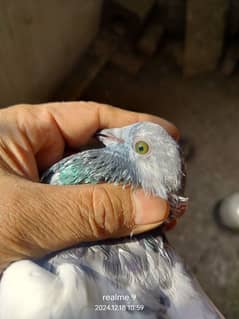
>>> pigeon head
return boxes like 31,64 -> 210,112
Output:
96,121 -> 182,199
42,121 -> 184,200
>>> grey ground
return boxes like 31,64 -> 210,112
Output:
84,56 -> 239,318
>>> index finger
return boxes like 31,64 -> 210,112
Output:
45,101 -> 179,148
7,101 -> 179,175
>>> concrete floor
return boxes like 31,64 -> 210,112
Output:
84,56 -> 239,318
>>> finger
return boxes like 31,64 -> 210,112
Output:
45,101 -> 179,148
40,101 -> 178,170
0,176 -> 168,265
0,102 -> 179,178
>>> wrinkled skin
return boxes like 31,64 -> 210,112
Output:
0,102 -> 177,272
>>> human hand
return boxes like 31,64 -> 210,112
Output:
0,101 -> 179,271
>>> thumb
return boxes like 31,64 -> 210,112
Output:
0,176 -> 169,267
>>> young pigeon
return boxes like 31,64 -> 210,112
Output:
0,122 -> 225,319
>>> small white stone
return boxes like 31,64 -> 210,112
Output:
219,192 -> 239,230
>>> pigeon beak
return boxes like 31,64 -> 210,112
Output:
96,128 -> 124,146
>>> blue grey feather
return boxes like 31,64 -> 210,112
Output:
0,122 -> 224,319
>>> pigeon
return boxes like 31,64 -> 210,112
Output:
0,121 -> 225,319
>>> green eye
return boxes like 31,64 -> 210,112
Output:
135,141 -> 149,154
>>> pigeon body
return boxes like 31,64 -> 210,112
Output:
0,122 -> 224,319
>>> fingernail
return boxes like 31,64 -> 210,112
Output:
133,189 -> 169,225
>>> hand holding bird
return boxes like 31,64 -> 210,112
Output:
0,102 -> 224,319
0,101 -> 175,273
